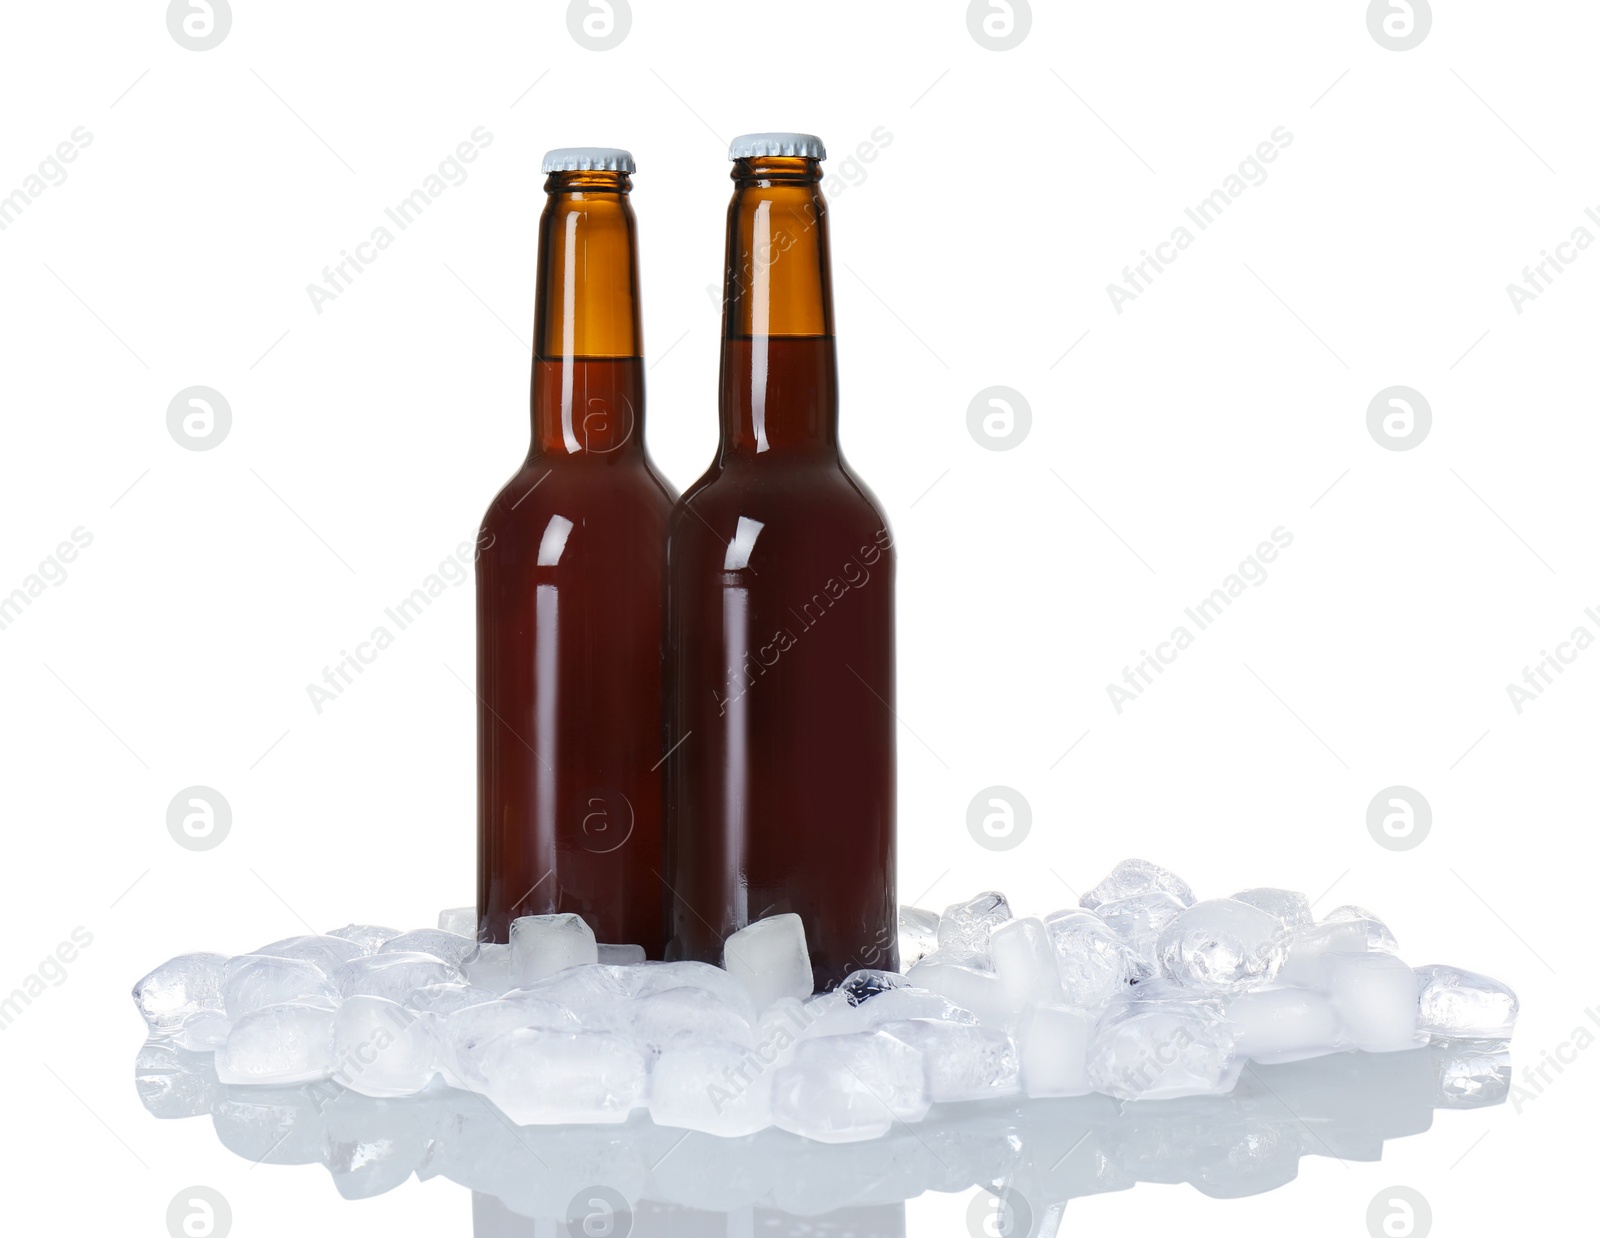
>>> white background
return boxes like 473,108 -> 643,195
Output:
1,0 -> 1593,1233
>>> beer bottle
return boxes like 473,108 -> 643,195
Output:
664,134 -> 897,991
477,148 -> 676,949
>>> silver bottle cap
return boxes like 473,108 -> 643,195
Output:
541,147 -> 636,174
728,132 -> 827,161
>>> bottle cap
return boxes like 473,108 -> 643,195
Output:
728,132 -> 827,161
541,147 -> 636,174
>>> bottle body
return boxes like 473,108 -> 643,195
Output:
477,157 -> 675,949
664,146 -> 897,991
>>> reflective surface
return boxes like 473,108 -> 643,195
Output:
137,1040 -> 1507,1234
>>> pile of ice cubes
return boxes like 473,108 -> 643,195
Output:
131,859 -> 1519,1144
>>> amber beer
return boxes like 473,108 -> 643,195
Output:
665,134 -> 897,992
476,148 -> 675,949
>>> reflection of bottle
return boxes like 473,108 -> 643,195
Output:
477,149 -> 675,951
664,134 -> 897,992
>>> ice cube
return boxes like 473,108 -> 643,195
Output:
172,1011 -> 232,1051
611,988 -> 755,1056
989,916 -> 1067,1011
132,952 -> 228,1037
902,958 -> 1010,1026
1097,891 -> 1186,980
1414,964 -> 1519,1039
1323,905 -> 1399,953
1043,909 -> 1132,1008
223,954 -> 339,1019
378,929 -> 479,970
598,944 -> 647,965
509,913 -> 599,985
404,982 -> 496,1015
330,995 -> 438,1097
897,906 -> 940,970
936,892 -> 1012,956
475,1029 -> 647,1124
1087,992 -> 1239,1100
325,924 -> 401,955
1014,1004 -> 1092,1098
631,961 -> 758,1019
878,1019 -> 1020,1103
1226,988 -> 1340,1063
1230,888 -> 1313,932
437,906 -> 478,937
442,995 -> 581,1089
838,968 -> 908,1005
215,1002 -> 337,1085
649,1040 -> 774,1137
1157,898 -> 1289,994
255,934 -> 366,970
770,1031 -> 929,1143
799,986 -> 978,1038
337,952 -> 459,1002
1324,952 -> 1418,1052
754,996 -> 812,1069
1080,859 -> 1195,911
723,913 -> 813,1009
460,943 -> 514,993
1275,918 -> 1371,986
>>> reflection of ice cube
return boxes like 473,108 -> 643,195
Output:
1081,859 -> 1195,911
216,1002 -> 337,1085
1044,909 -> 1131,1008
1414,964 -> 1518,1039
223,954 -> 339,1019
1088,992 -> 1239,1100
132,952 -> 228,1037
1158,898 -> 1288,994
135,1041 -> 219,1118
723,914 -> 813,1009
1431,1042 -> 1512,1108
879,1018 -> 1019,1103
598,944 -> 646,965
1230,888 -> 1313,932
476,1029 -> 646,1125
509,914 -> 599,986
771,1031 -> 929,1143
897,906 -> 940,969
937,891 -> 1012,955
650,1040 -> 773,1137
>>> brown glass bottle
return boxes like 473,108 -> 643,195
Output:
477,149 -> 675,949
664,135 -> 897,992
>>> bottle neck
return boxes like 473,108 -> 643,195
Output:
718,157 -> 838,457
530,169 -> 643,458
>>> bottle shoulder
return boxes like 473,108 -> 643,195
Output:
483,453 -> 677,527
